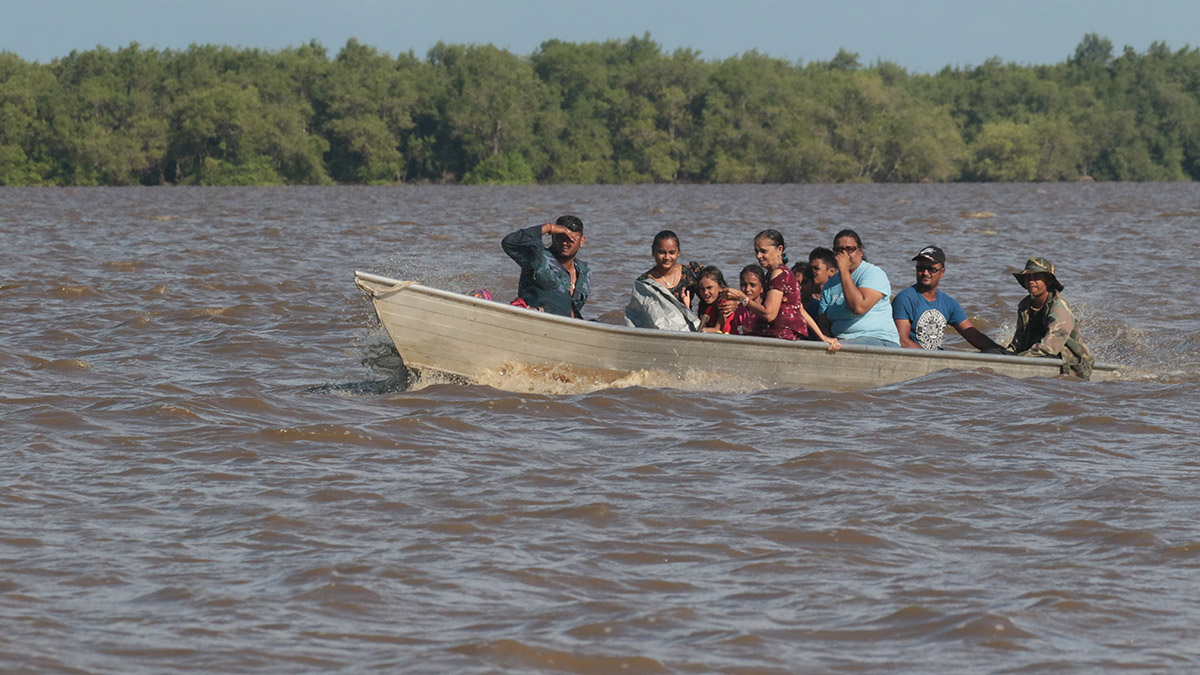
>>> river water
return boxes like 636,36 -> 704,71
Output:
3,184 -> 1199,673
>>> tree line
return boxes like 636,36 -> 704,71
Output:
2,33 -> 1198,186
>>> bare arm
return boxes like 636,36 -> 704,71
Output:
838,269 -> 884,315
719,298 -> 737,320
800,302 -> 840,351
722,286 -> 781,322
748,268 -> 787,321
759,288 -> 783,322
894,319 -> 922,349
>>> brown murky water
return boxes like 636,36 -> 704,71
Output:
3,184 -> 1199,673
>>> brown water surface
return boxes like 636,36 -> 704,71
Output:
2,184 -> 1199,673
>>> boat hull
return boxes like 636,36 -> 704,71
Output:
355,272 -> 1120,391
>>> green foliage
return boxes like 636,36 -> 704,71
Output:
185,155 -> 283,185
828,48 -> 862,72
2,35 -> 1200,184
435,44 -> 544,180
462,151 -> 535,184
1072,33 -> 1114,71
966,121 -> 1040,181
0,144 -> 43,185
315,39 -> 416,183
1029,115 -> 1084,180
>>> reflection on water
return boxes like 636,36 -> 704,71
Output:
2,184 -> 1199,673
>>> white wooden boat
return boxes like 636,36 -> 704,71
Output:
354,271 -> 1121,391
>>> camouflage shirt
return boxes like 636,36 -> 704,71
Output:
502,225 -> 590,318
1006,292 -> 1094,379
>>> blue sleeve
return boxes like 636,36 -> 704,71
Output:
818,278 -> 838,314
944,295 -> 968,326
892,288 -> 917,321
501,225 -> 545,269
859,264 -> 891,297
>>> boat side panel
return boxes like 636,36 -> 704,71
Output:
364,282 -> 1083,389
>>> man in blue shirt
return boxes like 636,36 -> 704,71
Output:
501,215 -> 590,318
892,246 -> 1003,351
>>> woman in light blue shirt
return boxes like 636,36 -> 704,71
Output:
818,229 -> 901,347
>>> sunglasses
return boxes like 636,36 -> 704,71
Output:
916,265 -> 943,273
833,245 -> 860,254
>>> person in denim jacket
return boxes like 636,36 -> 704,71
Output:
502,215 -> 590,318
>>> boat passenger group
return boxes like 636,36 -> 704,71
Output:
495,215 -> 1095,379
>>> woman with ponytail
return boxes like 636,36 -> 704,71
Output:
723,230 -> 839,350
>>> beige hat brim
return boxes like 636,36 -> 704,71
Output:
1013,271 -> 1063,293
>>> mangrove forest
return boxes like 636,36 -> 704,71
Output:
1,33 -> 1199,186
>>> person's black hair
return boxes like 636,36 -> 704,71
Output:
753,229 -> 788,265
695,265 -> 728,313
651,229 -> 679,249
697,265 -> 727,289
832,229 -> 866,261
557,214 -> 584,232
798,262 -> 817,300
740,264 -> 768,291
808,246 -> 837,270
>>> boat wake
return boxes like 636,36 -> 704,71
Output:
306,340 -> 417,396
305,377 -> 414,397
468,362 -> 768,396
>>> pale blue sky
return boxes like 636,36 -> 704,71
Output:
4,0 -> 1198,72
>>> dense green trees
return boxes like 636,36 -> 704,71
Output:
2,34 -> 1200,185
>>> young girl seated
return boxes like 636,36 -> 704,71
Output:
729,265 -> 767,336
695,266 -> 735,333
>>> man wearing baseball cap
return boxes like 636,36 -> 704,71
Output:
893,245 -> 1004,352
1006,257 -> 1094,379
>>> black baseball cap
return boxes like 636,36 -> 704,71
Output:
911,246 -> 945,265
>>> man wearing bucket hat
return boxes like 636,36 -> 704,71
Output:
893,245 -> 1005,352
1006,257 -> 1094,379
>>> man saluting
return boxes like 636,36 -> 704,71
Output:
892,245 -> 1003,352
501,215 -> 589,318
